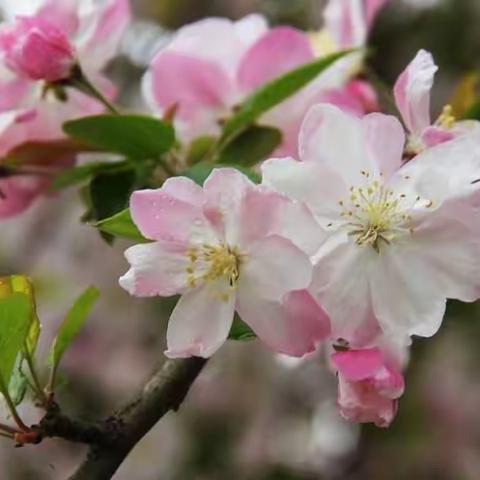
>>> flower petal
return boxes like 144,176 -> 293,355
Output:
237,235 -> 312,302
143,51 -> 232,124
299,104 -> 377,185
331,348 -> 384,381
370,244 -> 447,338
119,241 -> 190,297
262,156 -> 347,224
130,180 -> 211,243
363,112 -> 405,178
237,26 -> 314,90
311,233 -> 377,342
236,289 -> 330,357
165,280 -> 235,358
393,49 -> 437,136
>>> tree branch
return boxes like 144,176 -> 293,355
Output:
66,357 -> 207,480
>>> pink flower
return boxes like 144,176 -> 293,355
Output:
0,16 -> 75,82
263,104 -> 480,344
0,0 -> 130,216
143,7 -> 384,156
331,347 -> 404,427
120,168 -> 329,358
324,0 -> 389,49
393,49 -> 479,154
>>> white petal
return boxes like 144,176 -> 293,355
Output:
261,157 -> 347,224
238,235 -> 312,302
165,280 -> 235,358
299,104 -> 376,185
119,241 -> 189,297
311,232 -> 377,342
370,245 -> 446,338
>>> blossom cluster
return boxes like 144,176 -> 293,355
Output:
1,0 -> 480,429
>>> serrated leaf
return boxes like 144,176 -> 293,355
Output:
216,126 -> 282,167
221,50 -> 352,141
95,208 -> 149,243
51,160 -> 132,191
48,287 -> 99,377
182,162 -> 260,186
0,293 -> 31,392
228,315 -> 256,341
63,115 -> 175,160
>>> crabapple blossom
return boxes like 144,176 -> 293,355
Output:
0,16 -> 75,82
142,3 -> 386,156
394,49 -> 480,154
0,0 -> 130,216
331,347 -> 404,427
262,104 -> 480,345
120,168 -> 330,358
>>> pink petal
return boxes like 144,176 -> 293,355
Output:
165,279 -> 236,358
0,176 -> 45,218
421,126 -> 455,148
324,0 -> 387,49
331,348 -> 384,381
129,182 -> 208,243
393,49 -> 437,136
143,51 -> 232,122
78,0 -> 131,70
119,241 -> 190,297
237,26 -> 314,90
236,289 -> 330,357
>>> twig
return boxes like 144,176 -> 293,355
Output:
33,357 -> 207,479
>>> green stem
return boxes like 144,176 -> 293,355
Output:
0,376 -> 29,432
24,352 -> 48,406
70,67 -> 120,115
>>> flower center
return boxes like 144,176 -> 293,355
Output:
186,243 -> 241,290
337,171 -> 429,253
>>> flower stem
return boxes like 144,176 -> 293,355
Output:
69,66 -> 120,115
24,352 -> 48,406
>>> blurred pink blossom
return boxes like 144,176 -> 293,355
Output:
120,168 -> 329,358
0,16 -> 75,82
143,4 -> 386,156
0,0 -> 130,217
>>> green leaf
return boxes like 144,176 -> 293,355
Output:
5,275 -> 41,357
63,115 -> 175,159
216,126 -> 282,167
48,286 -> 100,376
228,315 -> 256,341
9,358 -> 28,406
182,162 -> 260,186
95,208 -> 149,243
51,161 -> 132,191
221,50 -> 352,141
186,136 -> 217,165
0,293 -> 32,391
89,170 -> 137,222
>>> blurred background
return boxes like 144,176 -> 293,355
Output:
2,0 -> 480,478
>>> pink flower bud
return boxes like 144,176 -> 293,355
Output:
0,16 -> 76,82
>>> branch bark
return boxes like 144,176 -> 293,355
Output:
38,357 -> 207,480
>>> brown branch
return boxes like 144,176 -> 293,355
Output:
59,357 -> 208,480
